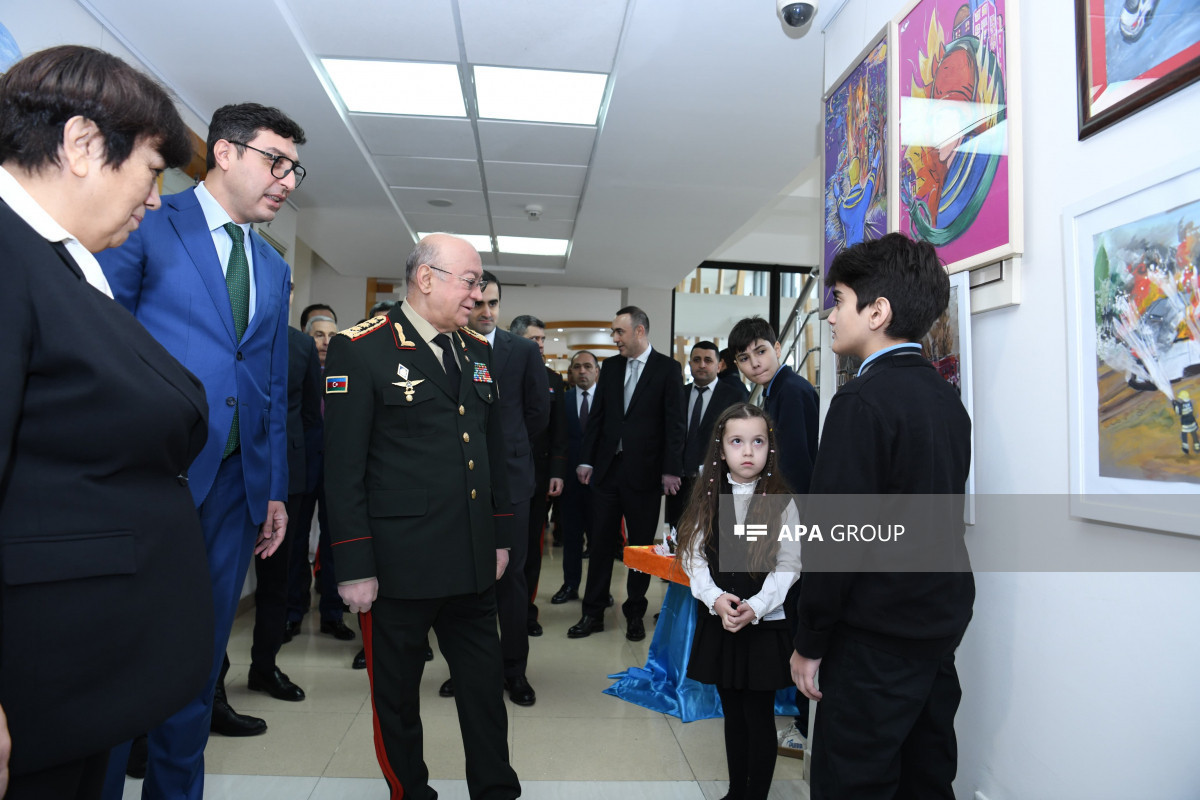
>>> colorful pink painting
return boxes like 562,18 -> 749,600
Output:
896,0 -> 1016,270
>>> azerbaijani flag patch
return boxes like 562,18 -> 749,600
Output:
473,363 -> 493,383
326,375 -> 348,394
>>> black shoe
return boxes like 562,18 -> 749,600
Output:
528,620 -> 543,637
125,733 -> 148,779
320,619 -> 356,640
439,678 -> 454,697
282,619 -> 301,643
505,676 -> 536,706
248,666 -> 306,702
550,584 -> 578,604
606,594 -> 615,608
352,648 -> 366,670
568,615 -> 604,638
626,617 -> 646,642
210,688 -> 267,736
426,646 -> 435,661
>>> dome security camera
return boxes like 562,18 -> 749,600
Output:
778,0 -> 817,28
525,203 -> 543,221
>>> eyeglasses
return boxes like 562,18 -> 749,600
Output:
428,265 -> 488,292
228,141 -> 306,188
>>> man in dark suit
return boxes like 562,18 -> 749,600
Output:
718,346 -> 752,401
550,350 -> 598,606
98,103 -> 302,799
324,234 -> 521,800
666,341 -> 747,529
569,307 -> 685,642
509,314 -> 567,638
439,276 -> 548,706
0,45 -> 213,799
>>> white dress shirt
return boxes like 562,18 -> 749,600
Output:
195,181 -> 257,322
686,382 -> 714,427
682,476 -> 801,623
0,166 -> 113,297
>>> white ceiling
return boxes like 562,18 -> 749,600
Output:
80,0 -> 825,290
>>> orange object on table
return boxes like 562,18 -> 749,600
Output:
622,545 -> 690,587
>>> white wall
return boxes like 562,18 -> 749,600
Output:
309,253 -> 367,327
825,2 -> 1200,798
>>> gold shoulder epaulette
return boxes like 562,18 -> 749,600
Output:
337,315 -> 388,341
459,326 -> 488,344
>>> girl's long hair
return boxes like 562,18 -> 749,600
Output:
675,403 -> 793,576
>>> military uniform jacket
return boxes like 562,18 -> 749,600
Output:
322,303 -> 511,599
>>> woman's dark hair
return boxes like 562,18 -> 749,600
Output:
0,45 -> 192,172
675,403 -> 793,575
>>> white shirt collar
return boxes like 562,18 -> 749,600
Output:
727,475 -> 761,492
484,329 -> 497,347
195,181 -> 249,237
0,165 -> 113,298
628,342 -> 653,365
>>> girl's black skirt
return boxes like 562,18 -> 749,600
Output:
686,599 -> 794,691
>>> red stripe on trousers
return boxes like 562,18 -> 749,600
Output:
361,610 -> 405,799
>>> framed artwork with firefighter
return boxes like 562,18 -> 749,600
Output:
891,0 -> 1023,274
1063,154 -> 1200,537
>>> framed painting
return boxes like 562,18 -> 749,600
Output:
891,0 -> 1023,274
1076,0 -> 1200,140
1062,154 -> 1200,537
821,28 -> 889,315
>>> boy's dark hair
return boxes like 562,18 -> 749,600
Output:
616,305 -> 649,334
728,316 -> 778,355
827,233 -> 949,342
0,45 -> 192,173
206,103 -> 306,169
482,270 -> 500,299
300,303 -> 336,328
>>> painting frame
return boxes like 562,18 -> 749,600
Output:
1075,0 -> 1200,140
1062,153 -> 1200,538
890,0 -> 1024,275
820,26 -> 890,317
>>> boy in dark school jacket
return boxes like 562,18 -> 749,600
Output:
791,233 -> 973,800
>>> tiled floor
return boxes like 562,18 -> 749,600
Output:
120,544 -> 809,799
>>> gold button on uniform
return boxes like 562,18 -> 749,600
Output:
471,489 -> 477,499
462,433 -> 470,443
468,460 -> 475,470
459,405 -> 465,415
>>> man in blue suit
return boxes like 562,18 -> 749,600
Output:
98,103 -> 305,800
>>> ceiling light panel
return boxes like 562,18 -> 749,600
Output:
473,66 -> 607,125
323,59 -> 466,117
496,236 -> 569,256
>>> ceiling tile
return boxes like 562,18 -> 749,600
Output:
478,120 -> 596,166
493,254 -> 567,272
492,218 -> 575,240
484,162 -> 586,197
352,115 -> 477,159
459,0 -> 628,73
376,156 -> 482,191
401,212 -> 494,237
392,187 -> 488,216
289,0 -> 460,62
489,192 -> 579,221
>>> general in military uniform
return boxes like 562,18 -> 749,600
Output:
322,233 -> 520,800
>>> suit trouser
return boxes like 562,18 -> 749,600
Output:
809,636 -> 961,800
524,464 -> 550,624
103,451 -> 259,800
286,478 -> 342,623
559,477 -> 591,590
494,497 -> 531,678
580,463 -> 662,620
362,591 -> 520,800
249,492 -> 298,670
664,474 -> 697,530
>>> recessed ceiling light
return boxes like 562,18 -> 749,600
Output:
322,59 -> 465,117
418,232 -> 493,252
496,236 -> 569,256
474,66 -> 607,125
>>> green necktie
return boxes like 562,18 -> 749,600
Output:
223,222 -> 250,458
